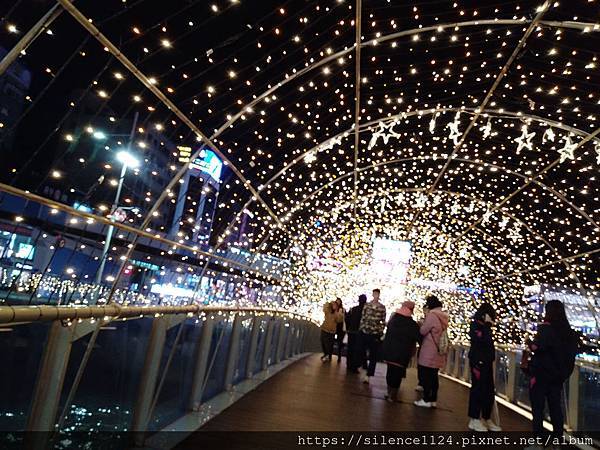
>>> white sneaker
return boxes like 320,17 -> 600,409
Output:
414,399 -> 432,408
430,402 -> 437,408
468,418 -> 488,432
483,419 -> 501,431
415,385 -> 424,392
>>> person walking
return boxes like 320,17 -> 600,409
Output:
320,300 -> 343,362
527,300 -> 579,441
415,304 -> 429,393
345,294 -> 367,373
467,303 -> 502,432
382,300 -> 421,402
414,295 -> 449,408
358,288 -> 387,384
334,298 -> 346,364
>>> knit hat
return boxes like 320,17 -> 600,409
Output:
396,300 -> 415,317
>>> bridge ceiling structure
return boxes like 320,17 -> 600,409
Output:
1,0 -> 599,341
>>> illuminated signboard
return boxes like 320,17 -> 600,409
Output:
190,149 -> 223,182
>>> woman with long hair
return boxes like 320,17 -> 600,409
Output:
467,303 -> 501,432
320,300 -> 343,362
528,300 -> 579,441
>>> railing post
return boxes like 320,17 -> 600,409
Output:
25,322 -> 74,441
275,319 -> 287,363
189,316 -> 215,411
261,318 -> 275,369
224,314 -> 243,390
453,345 -> 461,378
245,316 -> 262,378
567,364 -> 580,431
462,346 -> 471,381
131,317 -> 168,440
506,350 -> 518,402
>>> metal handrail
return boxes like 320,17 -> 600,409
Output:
0,304 -> 314,325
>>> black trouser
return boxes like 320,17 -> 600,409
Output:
320,330 -> 334,357
386,364 -> 406,389
417,363 -> 424,387
346,332 -> 359,369
529,377 -> 564,440
335,330 -> 345,359
468,362 -> 495,420
419,365 -> 439,402
360,332 -> 381,377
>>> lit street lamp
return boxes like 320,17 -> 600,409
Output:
95,150 -> 140,286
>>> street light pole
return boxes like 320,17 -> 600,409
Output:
95,112 -> 139,286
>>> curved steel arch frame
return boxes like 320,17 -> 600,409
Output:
228,107 -> 599,243
279,172 -> 584,287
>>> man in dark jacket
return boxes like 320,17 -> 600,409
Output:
345,294 -> 367,373
382,301 -> 420,401
528,300 -> 580,441
467,303 -> 501,432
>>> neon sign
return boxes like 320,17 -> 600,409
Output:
190,149 -> 222,182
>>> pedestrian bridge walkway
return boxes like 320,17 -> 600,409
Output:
179,354 -> 530,439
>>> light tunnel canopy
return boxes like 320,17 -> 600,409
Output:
0,0 -> 598,346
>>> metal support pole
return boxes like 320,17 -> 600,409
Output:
0,4 -> 63,77
189,317 -> 214,411
95,111 -> 139,286
245,316 -> 262,378
262,318 -> 275,370
567,365 -> 580,431
131,317 -> 168,441
223,315 -> 242,390
25,322 -> 73,437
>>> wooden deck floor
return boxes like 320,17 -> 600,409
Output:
179,353 -> 531,436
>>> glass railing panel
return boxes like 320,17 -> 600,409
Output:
579,366 -> 600,432
201,319 -> 233,402
0,322 -> 51,431
253,319 -> 267,374
58,318 -> 154,435
268,320 -> 281,366
495,350 -> 509,397
232,318 -> 253,385
149,318 -> 204,432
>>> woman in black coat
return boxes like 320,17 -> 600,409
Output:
467,303 -> 501,432
382,301 -> 420,402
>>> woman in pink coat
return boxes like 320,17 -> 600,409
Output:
414,295 -> 449,408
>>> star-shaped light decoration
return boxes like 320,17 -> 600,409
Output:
429,113 -> 439,134
499,217 -> 509,229
514,125 -> 536,152
368,120 -> 402,150
542,127 -> 556,144
481,209 -> 493,224
480,119 -> 493,140
558,134 -> 577,162
413,193 -> 428,209
446,112 -> 461,145
450,202 -> 460,215
431,194 -> 442,207
508,224 -> 521,244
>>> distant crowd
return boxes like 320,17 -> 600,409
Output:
320,289 -> 579,442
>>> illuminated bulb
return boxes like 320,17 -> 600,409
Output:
52,170 -> 61,178
161,39 -> 171,48
7,24 -> 18,33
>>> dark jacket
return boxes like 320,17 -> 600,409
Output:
529,322 -> 579,383
345,304 -> 364,333
382,313 -> 420,367
468,320 -> 495,368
